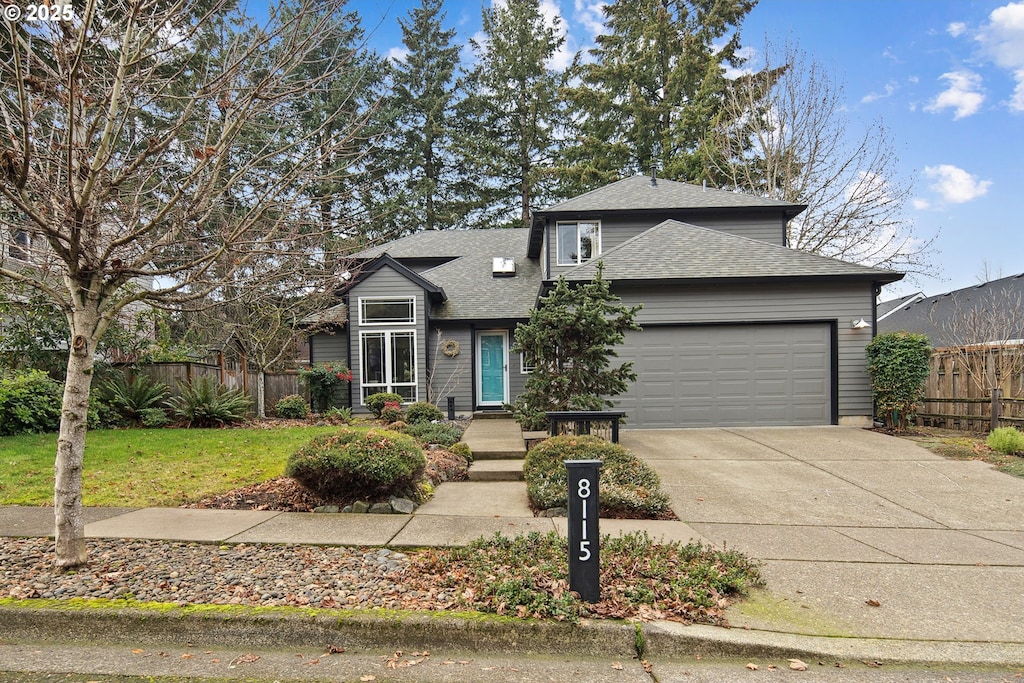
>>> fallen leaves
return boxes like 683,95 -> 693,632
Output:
788,658 -> 808,671
745,662 -> 759,670
384,650 -> 429,669
865,598 -> 881,607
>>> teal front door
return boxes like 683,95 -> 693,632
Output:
478,331 -> 508,406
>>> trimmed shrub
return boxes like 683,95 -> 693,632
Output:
866,332 -> 931,431
406,401 -> 444,425
524,435 -> 669,516
275,394 -> 310,419
286,428 -> 426,501
450,441 -> 473,462
168,376 -> 251,428
139,408 -> 170,428
987,427 -> 1024,455
405,421 -> 464,447
365,392 -> 404,417
100,373 -> 169,426
380,400 -> 404,424
0,370 -> 62,435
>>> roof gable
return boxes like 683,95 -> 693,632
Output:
559,219 -> 903,284
352,253 -> 447,302
528,175 -> 806,257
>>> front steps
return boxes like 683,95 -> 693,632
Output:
467,459 -> 525,482
462,412 -> 526,481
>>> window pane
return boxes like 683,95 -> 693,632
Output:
579,222 -> 598,261
362,333 -> 385,385
361,298 -> 414,324
391,332 -> 416,383
557,224 -> 577,265
394,386 -> 417,401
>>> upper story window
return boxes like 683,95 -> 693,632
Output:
9,229 -> 31,262
556,221 -> 600,266
359,297 -> 416,325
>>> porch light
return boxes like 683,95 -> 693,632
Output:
851,319 -> 870,330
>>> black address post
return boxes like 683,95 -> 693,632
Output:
565,459 -> 602,603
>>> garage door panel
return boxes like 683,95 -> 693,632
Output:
616,324 -> 832,428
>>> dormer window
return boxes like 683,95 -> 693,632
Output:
556,221 -> 600,266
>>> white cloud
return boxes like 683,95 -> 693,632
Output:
948,21 -> 967,37
977,1 -> 1024,111
925,70 -> 985,118
573,0 -> 606,39
862,81 -> 898,103
388,46 -> 409,64
924,164 -> 993,203
912,198 -> 931,210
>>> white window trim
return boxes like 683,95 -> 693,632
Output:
359,329 -> 418,404
555,220 -> 601,266
520,352 -> 535,374
358,296 -> 416,326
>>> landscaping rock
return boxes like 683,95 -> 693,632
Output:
313,505 -> 339,514
342,505 -> 353,513
368,502 -> 393,514
540,507 -> 567,518
389,497 -> 416,514
351,501 -> 370,514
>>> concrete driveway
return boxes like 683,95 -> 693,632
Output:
620,427 -> 1024,647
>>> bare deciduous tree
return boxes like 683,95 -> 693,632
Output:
0,0 -> 371,566
928,286 -> 1024,396
701,40 -> 934,274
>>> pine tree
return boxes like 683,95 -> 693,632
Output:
511,265 -> 642,430
387,0 -> 463,234
457,0 -> 569,229
559,0 -> 756,193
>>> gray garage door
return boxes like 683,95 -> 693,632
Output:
615,324 -> 832,428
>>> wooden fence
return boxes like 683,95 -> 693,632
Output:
115,362 -> 302,414
916,346 -> 1024,431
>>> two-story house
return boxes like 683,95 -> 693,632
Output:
308,175 -> 902,428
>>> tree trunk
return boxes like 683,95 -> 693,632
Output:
54,310 -> 100,568
257,370 -> 266,419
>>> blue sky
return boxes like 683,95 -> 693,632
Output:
322,0 -> 1024,299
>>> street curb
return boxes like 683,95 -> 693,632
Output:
0,605 -> 638,658
642,621 -> 1024,667
4,605 -> 1024,668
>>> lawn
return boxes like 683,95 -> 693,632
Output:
901,426 -> 1024,479
0,426 -> 340,507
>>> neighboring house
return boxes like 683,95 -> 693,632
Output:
309,175 -> 902,428
879,274 -> 1024,347
876,291 -> 924,323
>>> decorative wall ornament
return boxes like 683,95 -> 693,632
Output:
441,339 -> 461,357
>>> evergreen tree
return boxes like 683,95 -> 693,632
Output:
387,0 -> 463,233
510,265 -> 642,430
559,0 -> 756,193
457,0 -> 569,229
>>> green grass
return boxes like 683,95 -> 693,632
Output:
0,426 -> 341,507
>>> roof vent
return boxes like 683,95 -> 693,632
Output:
492,257 -> 516,277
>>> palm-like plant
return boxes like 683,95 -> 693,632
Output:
168,376 -> 252,428
101,373 -> 170,426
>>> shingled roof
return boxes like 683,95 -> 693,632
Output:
353,229 -> 541,321
559,220 -> 903,284
538,174 -> 806,215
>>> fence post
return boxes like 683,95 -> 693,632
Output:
991,387 -> 1003,431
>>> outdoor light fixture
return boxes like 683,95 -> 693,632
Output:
851,319 -> 871,330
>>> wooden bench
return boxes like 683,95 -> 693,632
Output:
546,411 -> 626,443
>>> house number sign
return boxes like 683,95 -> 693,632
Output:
565,459 -> 602,603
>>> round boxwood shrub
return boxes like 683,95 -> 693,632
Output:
286,428 -> 426,501
405,421 -> 463,447
0,369 -> 63,436
524,435 -> 669,517
986,426 -> 1024,455
365,392 -> 404,417
406,401 -> 444,424
275,394 -> 310,419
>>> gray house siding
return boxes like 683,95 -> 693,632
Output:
544,213 -> 786,278
309,331 -> 347,367
424,322 -> 530,415
348,266 -> 429,410
611,281 -> 877,425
